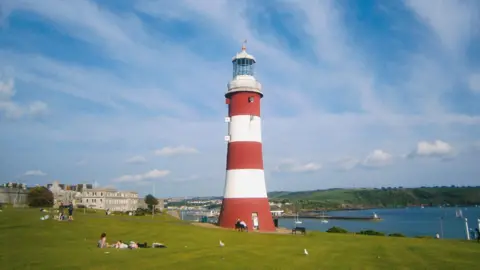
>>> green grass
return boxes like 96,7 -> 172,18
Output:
1,208 -> 479,270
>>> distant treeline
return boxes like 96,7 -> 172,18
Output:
268,186 -> 480,210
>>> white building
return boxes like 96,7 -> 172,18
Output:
80,188 -> 139,212
48,181 -> 81,205
270,206 -> 284,217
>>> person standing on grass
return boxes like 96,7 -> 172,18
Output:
68,202 -> 74,221
475,228 -> 480,243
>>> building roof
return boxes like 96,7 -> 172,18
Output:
270,205 -> 283,211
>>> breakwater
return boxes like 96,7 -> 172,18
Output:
279,213 -> 381,221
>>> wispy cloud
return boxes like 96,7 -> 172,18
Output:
23,170 -> 47,177
154,146 -> 199,156
362,150 -> 394,168
125,155 -> 147,164
0,76 -> 48,119
112,169 -> 170,183
275,159 -> 322,173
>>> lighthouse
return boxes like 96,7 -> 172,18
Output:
218,42 -> 275,232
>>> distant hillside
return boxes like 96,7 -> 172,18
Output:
268,186 -> 480,209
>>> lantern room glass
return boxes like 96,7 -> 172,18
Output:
232,58 -> 255,78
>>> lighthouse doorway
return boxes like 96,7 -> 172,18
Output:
251,212 -> 259,230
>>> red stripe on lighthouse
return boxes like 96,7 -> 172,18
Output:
219,197 -> 273,231
228,92 -> 262,117
226,142 -> 264,170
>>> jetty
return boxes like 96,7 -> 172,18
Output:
279,213 -> 381,221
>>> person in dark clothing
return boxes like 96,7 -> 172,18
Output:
68,202 -> 74,221
475,228 -> 480,243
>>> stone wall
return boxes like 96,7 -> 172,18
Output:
0,187 -> 28,205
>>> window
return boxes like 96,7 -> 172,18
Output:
248,96 -> 254,103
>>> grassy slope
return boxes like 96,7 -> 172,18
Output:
1,209 -> 479,270
269,187 -> 480,206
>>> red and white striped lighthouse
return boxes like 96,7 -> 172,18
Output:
218,42 -> 275,232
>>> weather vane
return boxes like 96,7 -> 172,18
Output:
242,39 -> 247,51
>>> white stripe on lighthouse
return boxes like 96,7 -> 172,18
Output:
223,169 -> 267,198
228,115 -> 262,143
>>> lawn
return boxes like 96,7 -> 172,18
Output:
0,208 -> 479,270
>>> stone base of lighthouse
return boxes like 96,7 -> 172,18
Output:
218,198 -> 276,232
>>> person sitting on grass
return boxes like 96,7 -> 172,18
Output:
98,232 -> 108,248
57,212 -> 65,221
240,220 -> 248,231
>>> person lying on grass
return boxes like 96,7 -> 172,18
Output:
112,240 -> 129,249
97,233 -> 148,249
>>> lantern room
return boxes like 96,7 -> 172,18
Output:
232,41 -> 256,78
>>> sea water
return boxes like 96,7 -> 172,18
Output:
278,207 -> 480,239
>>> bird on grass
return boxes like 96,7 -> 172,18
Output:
219,240 -> 225,247
304,249 -> 309,255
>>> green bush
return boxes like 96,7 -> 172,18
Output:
27,187 -> 54,207
388,233 -> 406,237
358,230 -> 385,236
326,226 -> 348,233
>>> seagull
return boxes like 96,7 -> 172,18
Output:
219,240 -> 225,247
304,249 -> 309,255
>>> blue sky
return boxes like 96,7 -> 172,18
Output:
0,0 -> 479,197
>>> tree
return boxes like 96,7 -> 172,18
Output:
27,187 -> 54,207
144,194 -> 159,210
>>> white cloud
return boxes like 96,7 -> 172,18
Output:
125,155 -> 147,164
154,146 -> 199,156
112,169 -> 170,183
409,140 -> 455,158
404,0 -> 479,54
334,157 -> 360,171
468,73 -> 480,93
0,76 -> 48,119
362,150 -> 393,168
275,159 -> 322,173
23,170 -> 47,176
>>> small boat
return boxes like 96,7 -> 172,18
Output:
373,212 -> 379,219
455,209 -> 463,218
320,211 -> 329,224
294,213 -> 302,224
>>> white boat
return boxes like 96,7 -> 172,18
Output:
320,211 -> 329,224
455,209 -> 463,218
294,213 -> 302,224
373,212 -> 379,219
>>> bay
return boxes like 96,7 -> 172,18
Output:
279,207 -> 480,239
